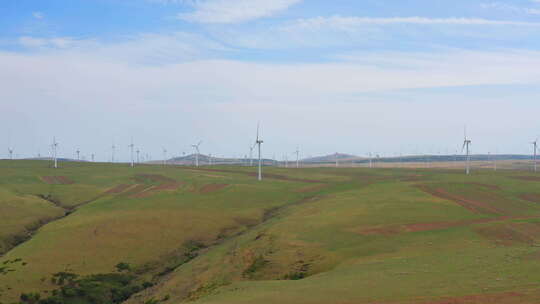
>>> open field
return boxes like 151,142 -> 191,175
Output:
1,160 -> 540,304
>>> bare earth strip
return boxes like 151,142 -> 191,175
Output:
416,185 -> 505,215
40,176 -> 74,185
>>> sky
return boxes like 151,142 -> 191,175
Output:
1,0 -> 540,161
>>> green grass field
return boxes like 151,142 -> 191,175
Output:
1,160 -> 540,304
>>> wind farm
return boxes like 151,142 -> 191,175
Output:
3,0 -> 540,303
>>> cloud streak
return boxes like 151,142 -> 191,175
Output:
179,0 -> 302,24
284,16 -> 540,32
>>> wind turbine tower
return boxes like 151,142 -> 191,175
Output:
128,139 -> 135,168
136,149 -> 140,163
462,128 -> 472,175
295,147 -> 300,169
76,149 -> 80,161
52,137 -> 59,169
335,153 -> 339,168
91,153 -> 95,162
192,141 -> 202,167
8,148 -> 13,160
532,138 -> 538,172
111,144 -> 116,163
249,145 -> 255,166
255,123 -> 264,181
163,148 -> 167,166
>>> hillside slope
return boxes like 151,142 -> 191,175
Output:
1,161 -> 540,303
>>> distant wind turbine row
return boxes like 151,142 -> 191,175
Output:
4,125 -> 540,179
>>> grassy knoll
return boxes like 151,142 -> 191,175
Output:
1,160 -> 540,303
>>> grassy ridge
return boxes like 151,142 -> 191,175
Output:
1,161 -> 540,303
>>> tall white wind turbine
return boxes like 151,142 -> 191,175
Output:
128,139 -> 135,168
52,137 -> 59,168
8,148 -> 13,160
76,149 -> 80,161
532,138 -> 538,172
192,141 -> 202,167
295,147 -> 300,169
255,123 -> 264,181
111,143 -> 116,163
163,148 -> 167,166
136,149 -> 140,163
249,144 -> 255,166
462,128 -> 472,175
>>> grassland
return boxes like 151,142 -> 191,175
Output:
1,160 -> 540,304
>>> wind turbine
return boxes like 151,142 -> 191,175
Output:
249,144 -> 255,166
111,143 -> 116,163
532,138 -> 538,172
335,153 -> 339,168
255,123 -> 263,181
192,141 -> 202,167
462,128 -> 472,175
163,148 -> 167,166
76,149 -> 80,161
8,148 -> 13,160
294,147 -> 300,168
128,139 -> 135,168
51,137 -> 59,169
136,149 -> 140,163
91,153 -> 95,162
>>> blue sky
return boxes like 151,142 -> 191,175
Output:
1,0 -> 540,160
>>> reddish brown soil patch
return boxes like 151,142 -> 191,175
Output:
416,185 -> 505,215
105,184 -> 131,194
512,176 -> 540,182
199,184 -> 229,194
133,182 -> 184,198
419,291 -> 526,304
41,176 -> 74,185
133,174 -> 176,183
475,222 -> 540,246
360,226 -> 405,236
520,193 -> 540,204
180,167 -> 324,183
153,182 -> 183,191
358,216 -> 540,236
124,184 -> 151,198
405,217 -> 509,233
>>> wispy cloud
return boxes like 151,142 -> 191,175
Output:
178,0 -> 302,24
283,16 -> 540,32
32,12 -> 44,19
481,2 -> 540,15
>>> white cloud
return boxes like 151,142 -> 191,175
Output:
18,37 -> 79,49
17,33 -> 228,65
32,12 -> 44,19
283,16 -> 540,32
3,46 -> 540,158
179,0 -> 302,24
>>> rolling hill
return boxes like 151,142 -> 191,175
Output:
1,160 -> 540,304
